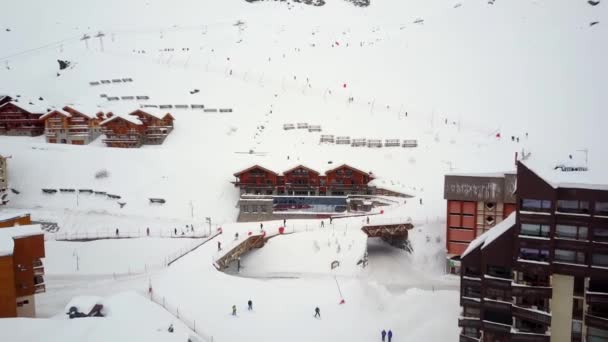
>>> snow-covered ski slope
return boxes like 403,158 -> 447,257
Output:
0,0 -> 606,225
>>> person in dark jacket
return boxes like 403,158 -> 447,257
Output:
381,330 -> 386,341
232,305 -> 237,316
115,228 -> 119,236
314,307 -> 321,318
248,300 -> 253,311
387,330 -> 393,342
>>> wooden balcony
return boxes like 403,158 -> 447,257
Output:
512,305 -> 551,325
34,283 -> 46,294
511,332 -> 550,342
482,320 -> 512,333
511,283 -> 552,298
484,276 -> 513,289
587,290 -> 608,305
459,334 -> 480,342
461,296 -> 481,308
586,313 -> 608,329
33,259 -> 44,276
483,298 -> 512,312
458,317 -> 481,329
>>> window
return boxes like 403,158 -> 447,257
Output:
572,298 -> 584,320
521,199 -> 552,211
464,285 -> 481,298
554,249 -> 585,264
520,223 -> 550,237
572,320 -> 583,334
485,288 -> 508,301
592,253 -> 608,267
487,265 -> 511,279
464,265 -> 481,277
596,202 -> 608,216
593,228 -> 608,243
463,327 -> 479,338
463,306 -> 480,318
556,224 -> 588,240
519,248 -> 549,262
557,200 -> 590,214
588,327 -> 608,342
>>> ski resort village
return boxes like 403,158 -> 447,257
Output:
0,0 -> 606,341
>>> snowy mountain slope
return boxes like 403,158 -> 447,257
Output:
1,0 -> 606,226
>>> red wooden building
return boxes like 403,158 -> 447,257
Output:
233,164 -> 374,196
41,106 -> 104,145
0,224 -> 45,318
281,165 -> 321,195
233,165 -> 280,195
100,114 -> 146,148
324,164 -> 374,195
128,110 -> 175,145
0,100 -> 46,136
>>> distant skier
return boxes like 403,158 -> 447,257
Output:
248,300 -> 253,311
218,241 -> 222,251
115,228 -> 119,236
320,220 -> 325,228
146,227 -> 150,236
283,219 -> 286,226
168,324 -> 174,333
174,228 -> 177,236
237,257 -> 241,272
232,305 -> 237,316
381,330 -> 387,342
314,307 -> 321,318
235,232 -> 239,240
260,222 -> 264,230
387,330 -> 393,342
366,216 -> 370,224
419,198 -> 423,205
329,217 -> 333,224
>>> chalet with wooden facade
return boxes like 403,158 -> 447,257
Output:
281,165 -> 321,196
458,161 -> 608,342
100,110 -> 175,148
0,99 -> 46,136
233,164 -> 374,196
41,106 -> 104,145
100,114 -> 146,148
324,164 -> 373,196
0,224 -> 45,318
444,172 -> 517,273
128,110 -> 174,145
233,165 -> 280,195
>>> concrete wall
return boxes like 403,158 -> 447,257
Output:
551,274 -> 574,342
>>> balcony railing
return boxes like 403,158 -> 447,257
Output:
511,332 -> 550,342
511,283 -> 552,298
585,313 -> 608,329
483,298 -> 513,312
512,305 -> 552,325
459,334 -> 480,342
458,317 -> 481,329
34,283 -> 46,294
482,320 -> 512,333
587,291 -> 608,305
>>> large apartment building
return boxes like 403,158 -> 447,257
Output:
458,161 -> 608,342
0,223 -> 45,318
444,172 -> 517,273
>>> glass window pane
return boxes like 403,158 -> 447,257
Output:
556,225 -> 577,239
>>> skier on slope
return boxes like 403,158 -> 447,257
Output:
387,330 -> 393,342
314,307 -> 321,318
381,330 -> 386,342
248,300 -> 253,311
232,305 -> 237,316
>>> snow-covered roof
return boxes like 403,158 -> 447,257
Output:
520,160 -> 608,191
100,114 -> 142,126
461,212 -> 516,258
446,171 -> 515,178
129,109 -> 173,120
0,100 -> 51,114
40,109 -> 71,120
63,105 -> 103,119
283,164 -> 321,175
0,212 -> 30,223
0,224 -> 43,257
368,178 -> 416,196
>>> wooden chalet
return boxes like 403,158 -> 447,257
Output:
280,165 -> 321,195
233,165 -> 280,195
128,110 -> 174,145
0,95 -> 11,106
0,101 -> 46,136
324,164 -> 374,195
0,224 -> 45,318
40,106 -> 104,145
99,114 -> 145,148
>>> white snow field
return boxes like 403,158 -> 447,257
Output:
0,0 -> 606,341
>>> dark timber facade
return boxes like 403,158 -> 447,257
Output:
459,161 -> 608,342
